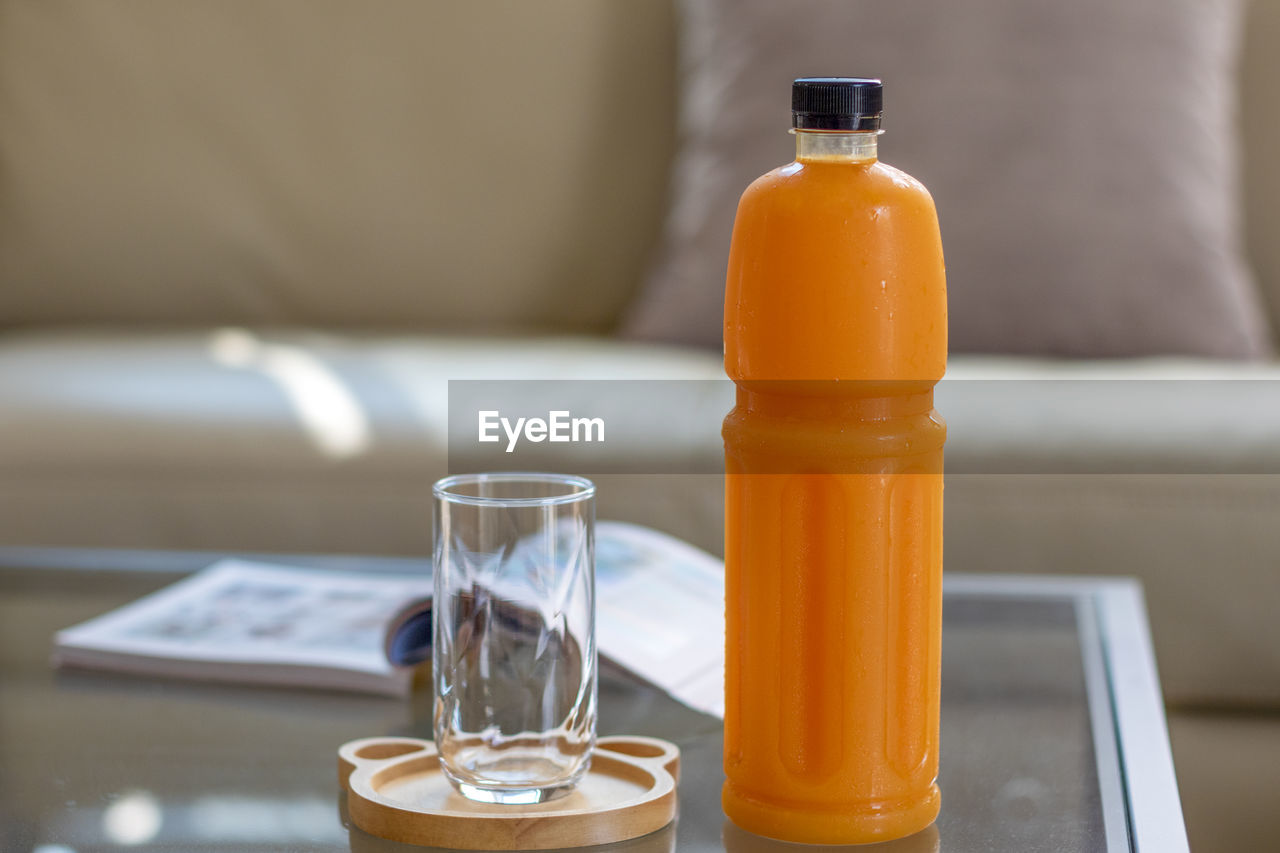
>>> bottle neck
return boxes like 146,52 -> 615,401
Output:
795,130 -> 878,163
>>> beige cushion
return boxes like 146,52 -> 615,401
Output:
626,0 -> 1274,359
1168,712 -> 1280,852
0,330 -> 725,555
2,332 -> 1278,708
1242,0 -> 1280,335
0,1 -> 676,332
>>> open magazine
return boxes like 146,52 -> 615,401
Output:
53,521 -> 725,716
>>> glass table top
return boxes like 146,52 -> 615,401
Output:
0,550 -> 1185,853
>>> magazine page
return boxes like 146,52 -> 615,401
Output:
594,521 -> 725,718
55,561 -> 431,692
55,523 -> 727,712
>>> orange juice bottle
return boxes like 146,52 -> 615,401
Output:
722,78 -> 947,844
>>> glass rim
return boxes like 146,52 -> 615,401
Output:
432,472 -> 596,508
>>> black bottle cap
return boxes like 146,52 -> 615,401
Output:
792,77 -> 883,131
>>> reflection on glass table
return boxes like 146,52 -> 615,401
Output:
0,549 -> 1187,852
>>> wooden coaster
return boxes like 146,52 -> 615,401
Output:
338,735 -> 680,850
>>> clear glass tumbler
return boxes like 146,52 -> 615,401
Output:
432,472 -> 597,804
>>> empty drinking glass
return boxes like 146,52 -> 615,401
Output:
432,472 -> 597,804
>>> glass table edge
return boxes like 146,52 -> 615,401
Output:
944,573 -> 1190,853
3,549 -> 1192,851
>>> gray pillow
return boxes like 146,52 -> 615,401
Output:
625,0 -> 1274,359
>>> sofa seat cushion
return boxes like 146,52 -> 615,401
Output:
941,356 -> 1280,474
1168,710 -> 1280,852
0,329 -> 724,556
1,331 -> 1278,708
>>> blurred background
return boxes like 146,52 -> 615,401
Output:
1,1 -> 1278,850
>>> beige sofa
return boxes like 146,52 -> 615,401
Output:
1,2 -> 1278,849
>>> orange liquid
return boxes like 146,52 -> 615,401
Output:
722,149 -> 947,843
